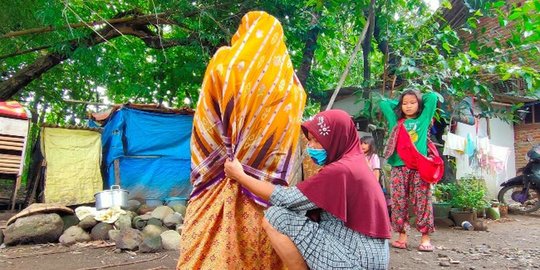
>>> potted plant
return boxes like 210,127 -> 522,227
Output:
433,183 -> 455,219
448,175 -> 489,225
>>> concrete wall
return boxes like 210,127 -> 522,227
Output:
329,96 -> 363,117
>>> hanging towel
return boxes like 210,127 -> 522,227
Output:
465,133 -> 476,157
443,132 -> 466,157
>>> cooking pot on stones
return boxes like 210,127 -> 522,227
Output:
94,185 -> 129,210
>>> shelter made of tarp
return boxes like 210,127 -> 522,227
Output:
41,126 -> 103,205
100,106 -> 194,200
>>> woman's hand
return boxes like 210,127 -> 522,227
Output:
224,157 -> 275,201
224,158 -> 246,180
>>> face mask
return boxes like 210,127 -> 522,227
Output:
306,147 -> 327,165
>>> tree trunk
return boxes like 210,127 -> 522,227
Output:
0,53 -> 67,100
373,11 -> 400,86
362,7 -> 375,99
297,10 -> 322,88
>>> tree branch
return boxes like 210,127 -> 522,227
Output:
0,45 -> 52,60
0,11 -> 203,100
0,12 -> 171,39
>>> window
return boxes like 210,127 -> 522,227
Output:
523,103 -> 540,124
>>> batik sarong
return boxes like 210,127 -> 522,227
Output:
178,11 -> 306,269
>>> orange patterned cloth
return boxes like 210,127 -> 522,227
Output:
178,11 -> 306,269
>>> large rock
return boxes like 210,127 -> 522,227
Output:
115,228 -> 142,251
0,228 -> 4,244
151,206 -> 174,220
79,216 -> 98,230
108,229 -> 121,241
126,200 -> 141,212
147,218 -> 163,227
137,204 -> 154,215
170,205 -> 186,217
61,215 -> 80,231
90,222 -> 114,240
163,212 -> 183,228
4,213 -> 63,245
125,211 -> 137,220
139,236 -> 162,253
161,230 -> 181,250
114,214 -> 132,230
59,226 -> 91,245
142,224 -> 165,238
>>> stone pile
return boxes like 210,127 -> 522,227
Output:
1,200 -> 186,253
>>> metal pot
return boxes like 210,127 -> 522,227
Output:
94,185 -> 129,210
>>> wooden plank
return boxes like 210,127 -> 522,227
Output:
0,154 -> 21,161
0,135 -> 24,143
0,168 -> 19,173
0,162 -> 20,168
0,159 -> 21,165
11,175 -> 22,210
0,145 -> 23,151
0,140 -> 24,147
0,118 -> 29,137
114,159 -> 121,185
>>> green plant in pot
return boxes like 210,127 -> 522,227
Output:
448,175 -> 489,225
432,183 -> 455,219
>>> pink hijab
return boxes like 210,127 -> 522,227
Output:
296,110 -> 391,239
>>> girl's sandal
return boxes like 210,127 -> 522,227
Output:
391,240 -> 408,249
417,243 -> 434,252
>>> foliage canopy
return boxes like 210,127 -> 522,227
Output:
0,0 -> 538,125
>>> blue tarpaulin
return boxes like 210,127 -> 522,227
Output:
101,107 -> 193,200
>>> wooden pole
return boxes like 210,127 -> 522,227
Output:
64,99 -> 114,107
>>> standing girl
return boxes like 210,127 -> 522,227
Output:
360,136 -> 381,181
379,90 -> 439,252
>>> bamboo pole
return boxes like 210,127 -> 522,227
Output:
325,0 -> 375,111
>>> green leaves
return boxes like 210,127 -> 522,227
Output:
1,0 -> 539,124
435,175 -> 489,210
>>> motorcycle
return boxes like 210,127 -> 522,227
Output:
498,144 -> 540,213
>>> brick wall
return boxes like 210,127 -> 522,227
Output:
459,0 -> 538,71
458,0 -> 538,173
514,122 -> 540,171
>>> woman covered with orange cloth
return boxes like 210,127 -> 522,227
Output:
177,11 -> 306,269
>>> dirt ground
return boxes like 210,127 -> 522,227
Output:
1,213 -> 540,270
389,213 -> 540,269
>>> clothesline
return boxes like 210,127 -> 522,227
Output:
442,132 -> 509,176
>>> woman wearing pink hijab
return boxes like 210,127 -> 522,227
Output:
225,109 -> 391,270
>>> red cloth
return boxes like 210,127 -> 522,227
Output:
0,101 -> 28,120
395,123 -> 444,184
296,110 -> 391,239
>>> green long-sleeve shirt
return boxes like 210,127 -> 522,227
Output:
379,92 -> 439,167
